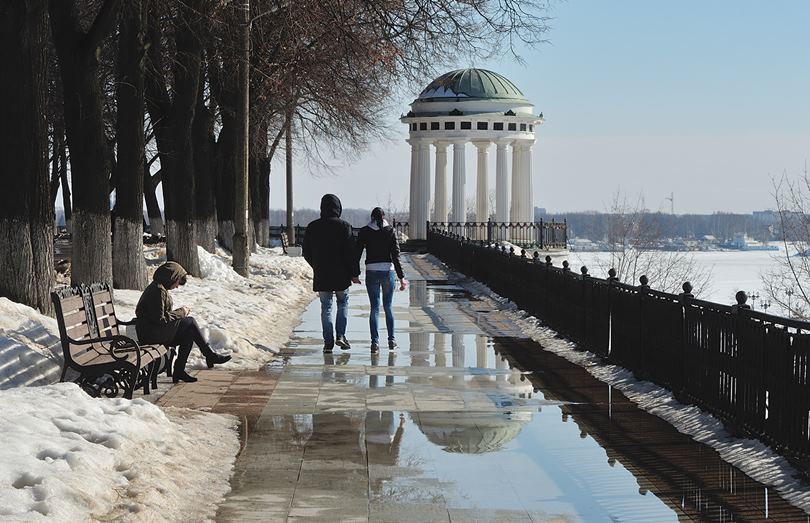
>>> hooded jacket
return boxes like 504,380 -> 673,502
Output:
356,219 -> 404,279
135,261 -> 188,344
302,194 -> 361,291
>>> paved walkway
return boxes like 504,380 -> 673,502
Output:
160,254 -> 808,522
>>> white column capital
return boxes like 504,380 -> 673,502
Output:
472,140 -> 491,151
433,141 -> 450,152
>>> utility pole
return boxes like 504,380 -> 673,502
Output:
232,0 -> 250,276
286,110 -> 295,244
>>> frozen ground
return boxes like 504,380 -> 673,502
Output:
0,383 -> 238,522
0,245 -> 313,521
0,244 -> 313,390
571,249 -> 782,305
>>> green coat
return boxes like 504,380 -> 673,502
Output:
135,262 -> 188,344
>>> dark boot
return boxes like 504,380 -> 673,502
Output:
173,370 -> 198,383
205,352 -> 232,368
172,343 -> 192,383
200,344 -> 231,368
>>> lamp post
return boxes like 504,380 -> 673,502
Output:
748,291 -> 760,310
786,289 -> 794,318
761,300 -> 772,313
232,0 -> 251,276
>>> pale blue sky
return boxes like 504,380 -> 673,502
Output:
272,1 -> 810,215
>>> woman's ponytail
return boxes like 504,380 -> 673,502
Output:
371,207 -> 385,229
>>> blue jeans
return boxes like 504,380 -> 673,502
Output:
319,290 -> 349,343
366,271 -> 396,343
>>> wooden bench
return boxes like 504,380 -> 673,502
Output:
51,283 -> 172,399
281,231 -> 289,254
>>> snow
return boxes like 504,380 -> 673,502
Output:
444,258 -> 810,513
0,243 -> 314,391
571,249 -> 783,305
0,244 -> 314,520
0,382 -> 238,522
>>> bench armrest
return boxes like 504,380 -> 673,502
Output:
70,334 -> 144,366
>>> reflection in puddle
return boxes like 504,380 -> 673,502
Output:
270,274 -> 810,522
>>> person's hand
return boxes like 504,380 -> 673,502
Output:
180,306 -> 191,317
399,278 -> 407,291
351,276 -> 361,284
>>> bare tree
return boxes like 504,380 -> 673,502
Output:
49,0 -> 122,286
589,191 -> 713,296
145,0 -> 210,276
762,169 -> 810,318
0,0 -> 54,314
113,0 -> 149,290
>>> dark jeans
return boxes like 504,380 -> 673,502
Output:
366,270 -> 396,343
170,316 -> 213,372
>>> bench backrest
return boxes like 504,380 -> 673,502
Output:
87,283 -> 121,338
51,285 -> 105,366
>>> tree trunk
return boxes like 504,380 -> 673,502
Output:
49,0 -> 121,286
113,0 -> 148,290
145,2 -> 201,275
193,67 -> 217,253
0,0 -> 54,315
59,133 -> 71,233
215,111 -> 237,251
250,119 -> 270,247
143,166 -> 163,235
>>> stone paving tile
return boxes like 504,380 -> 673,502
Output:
153,254 -> 810,522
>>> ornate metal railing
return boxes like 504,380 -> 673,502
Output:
269,220 -> 566,248
427,226 -> 810,465
428,220 -> 567,248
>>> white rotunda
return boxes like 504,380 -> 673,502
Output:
401,68 -> 543,240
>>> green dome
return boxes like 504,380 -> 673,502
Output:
417,68 -> 527,102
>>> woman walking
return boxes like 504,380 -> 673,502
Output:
135,261 -> 231,383
356,208 -> 407,353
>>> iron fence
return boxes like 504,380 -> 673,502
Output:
429,220 -> 567,249
427,225 -> 810,464
269,220 -> 565,248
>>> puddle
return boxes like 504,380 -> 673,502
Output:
252,263 -> 810,522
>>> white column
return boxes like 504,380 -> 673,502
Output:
523,141 -> 535,222
451,141 -> 466,224
495,140 -> 509,223
510,141 -> 523,222
407,138 -> 418,233
474,142 -> 490,223
417,140 -> 431,239
433,142 -> 448,224
474,141 -> 490,240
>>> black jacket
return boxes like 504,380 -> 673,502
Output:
302,194 -> 360,291
356,223 -> 405,280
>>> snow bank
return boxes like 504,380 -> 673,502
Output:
436,257 -> 810,513
117,245 -> 312,370
0,299 -> 63,389
1,244 -> 313,387
0,383 -> 238,522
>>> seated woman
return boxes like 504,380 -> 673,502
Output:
356,207 -> 407,353
135,261 -> 231,383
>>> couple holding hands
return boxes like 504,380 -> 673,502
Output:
303,194 -> 407,354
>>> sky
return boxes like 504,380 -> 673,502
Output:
270,0 -> 810,216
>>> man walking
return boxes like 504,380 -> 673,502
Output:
303,194 -> 361,352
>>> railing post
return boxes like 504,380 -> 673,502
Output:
638,275 -> 650,378
487,218 -> 492,244
678,281 -> 694,402
539,218 -> 544,249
